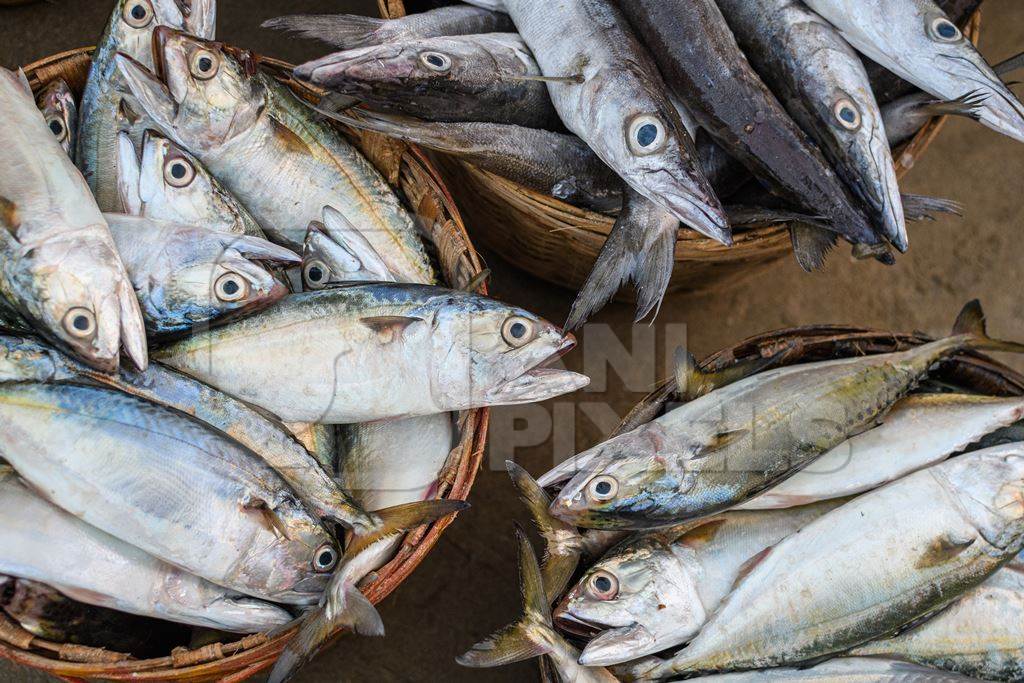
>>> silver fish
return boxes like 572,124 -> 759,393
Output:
0,382 -> 339,604
689,658 -> 981,682
103,213 -> 298,335
35,79 -> 77,156
803,0 -> 1024,143
0,466 -> 294,632
77,0 -> 216,211
0,68 -> 147,373
116,28 -> 434,282
625,446 -> 1024,678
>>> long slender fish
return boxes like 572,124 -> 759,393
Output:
0,68 -> 147,372
293,33 -> 561,130
35,79 -> 77,156
716,0 -> 906,250
625,447 -> 1024,679
77,0 -> 216,211
117,28 -> 434,281
545,302 -> 1024,529
0,382 -> 339,604
688,658 -> 980,682
803,0 -> 1024,143
0,468 -> 293,632
263,5 -> 513,50
154,285 -> 588,423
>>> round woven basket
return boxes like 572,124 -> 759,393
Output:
379,0 -> 981,298
1,47 -> 488,682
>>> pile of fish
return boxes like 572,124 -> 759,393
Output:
269,0 -> 1022,328
0,1 -> 589,681
461,302 -> 1024,682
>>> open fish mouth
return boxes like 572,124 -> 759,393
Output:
552,602 -> 604,639
487,335 -> 590,405
936,53 -> 1024,143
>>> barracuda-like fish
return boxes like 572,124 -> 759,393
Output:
35,79 -> 77,156
716,0 -> 906,251
545,302 -> 1024,529
292,33 -> 561,130
803,0 -> 1024,143
115,29 -> 434,281
0,467 -> 294,632
116,130 -> 266,237
0,68 -> 147,373
740,393 -> 1024,510
850,557 -> 1024,680
302,206 -> 394,289
263,5 -> 513,50
626,446 -> 1024,679
154,285 -> 588,423
77,0 -> 216,212
103,213 -> 297,335
555,503 -> 841,666
0,382 -> 339,604
687,658 -> 980,681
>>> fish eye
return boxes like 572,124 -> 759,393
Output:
501,316 -> 536,348
929,17 -> 962,42
163,158 -> 196,188
303,259 -> 330,289
46,117 -> 66,141
419,51 -> 452,73
833,98 -> 862,131
190,49 -> 220,80
627,115 -> 667,155
587,570 -> 619,600
587,475 -> 618,502
312,543 -> 338,572
122,0 -> 154,28
214,273 -> 249,302
63,308 -> 96,339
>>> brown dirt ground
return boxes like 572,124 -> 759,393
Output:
2,0 -> 1023,680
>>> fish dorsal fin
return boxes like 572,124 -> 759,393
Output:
359,315 -> 423,343
0,198 -> 19,235
953,299 -> 986,337
673,346 -> 788,402
729,546 -> 773,594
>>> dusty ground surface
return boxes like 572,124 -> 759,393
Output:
2,0 -> 1023,681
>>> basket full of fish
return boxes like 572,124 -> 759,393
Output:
0,1 -> 590,681
263,0 -> 1019,329
460,301 -> 1024,682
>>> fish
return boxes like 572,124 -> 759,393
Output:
292,33 -> 561,130
0,466 -> 294,632
103,213 -> 297,335
77,0 -> 216,212
263,5 -> 513,50
116,130 -> 267,237
0,68 -> 147,373
302,206 -> 395,289
684,658 -> 981,681
555,503 -> 841,666
715,0 -> 906,251
850,557 -> 1024,681
153,285 -> 589,424
803,0 -> 1024,143
115,28 -> 434,281
740,393 -> 1024,510
623,445 -> 1024,679
35,78 -> 77,156
0,381 -> 339,605
618,0 -> 887,258
456,525 -> 618,683
545,301 -> 1024,529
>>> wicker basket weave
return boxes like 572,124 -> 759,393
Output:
0,47 -> 489,683
379,0 -> 982,298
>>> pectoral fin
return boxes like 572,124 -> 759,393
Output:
359,315 -> 423,343
915,533 -> 976,569
0,197 -> 19,234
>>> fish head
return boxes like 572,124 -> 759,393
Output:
137,130 -> 223,223
105,0 -> 215,69
35,80 -> 76,155
555,539 -> 705,666
427,294 -> 589,409
939,445 -> 1024,552
301,206 -> 395,289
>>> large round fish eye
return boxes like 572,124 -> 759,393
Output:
214,273 -> 249,302
587,570 -> 619,600
312,543 -> 338,573
63,308 -> 97,339
833,98 -> 862,131
627,115 -> 667,155
303,260 -> 330,290
122,0 -> 154,28
163,157 -> 196,188
501,316 -> 536,348
587,475 -> 618,502
46,117 -> 67,142
419,51 -> 453,73
928,17 -> 962,43
190,49 -> 220,80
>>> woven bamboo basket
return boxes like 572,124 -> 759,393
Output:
0,47 -> 489,682
379,0 -> 981,298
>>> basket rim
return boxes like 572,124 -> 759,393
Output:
1,45 -> 489,682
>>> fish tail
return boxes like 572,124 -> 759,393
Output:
789,222 -> 837,273
348,498 -> 469,558
262,14 -> 388,49
901,194 -> 964,221
457,525 -> 557,668
506,461 -> 581,603
953,299 -> 1024,354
